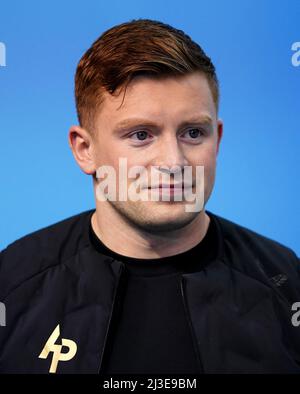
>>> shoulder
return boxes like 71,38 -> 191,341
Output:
208,210 -> 300,283
213,212 -> 298,257
0,209 -> 94,298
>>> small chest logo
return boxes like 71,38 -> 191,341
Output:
39,325 -> 77,373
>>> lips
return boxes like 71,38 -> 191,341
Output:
148,184 -> 193,189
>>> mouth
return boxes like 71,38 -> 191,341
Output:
146,184 -> 194,197
148,183 -> 193,190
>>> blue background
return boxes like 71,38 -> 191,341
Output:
0,0 -> 299,255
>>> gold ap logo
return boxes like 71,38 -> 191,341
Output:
39,324 -> 77,373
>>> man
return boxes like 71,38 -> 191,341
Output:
0,18 -> 300,374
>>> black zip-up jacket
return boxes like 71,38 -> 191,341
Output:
0,209 -> 300,374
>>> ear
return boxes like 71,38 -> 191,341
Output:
68,125 -> 96,175
216,119 -> 223,155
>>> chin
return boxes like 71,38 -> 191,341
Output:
135,211 -> 198,234
110,200 -> 199,233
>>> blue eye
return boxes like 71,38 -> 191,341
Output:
129,130 -> 150,141
185,128 -> 203,139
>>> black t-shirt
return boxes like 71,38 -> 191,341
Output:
89,214 -> 218,374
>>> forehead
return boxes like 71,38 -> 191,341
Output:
95,72 -> 216,127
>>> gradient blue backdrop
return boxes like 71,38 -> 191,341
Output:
0,0 -> 299,255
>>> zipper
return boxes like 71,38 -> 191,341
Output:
180,275 -> 204,374
97,262 -> 125,374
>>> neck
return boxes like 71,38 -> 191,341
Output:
91,202 -> 210,259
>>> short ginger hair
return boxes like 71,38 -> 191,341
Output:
75,18 -> 219,133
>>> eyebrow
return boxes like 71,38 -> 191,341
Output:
113,115 -> 213,133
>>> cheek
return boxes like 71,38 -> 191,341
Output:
191,144 -> 217,168
204,154 -> 217,181
94,142 -> 123,168
111,146 -> 145,169
191,147 -> 217,187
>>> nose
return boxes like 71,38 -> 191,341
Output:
155,133 -> 189,174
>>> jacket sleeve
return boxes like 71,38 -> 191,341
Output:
294,252 -> 300,280
0,249 -> 6,300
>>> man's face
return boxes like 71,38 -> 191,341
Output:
91,71 -> 223,233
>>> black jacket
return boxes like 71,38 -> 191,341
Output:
0,209 -> 300,374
